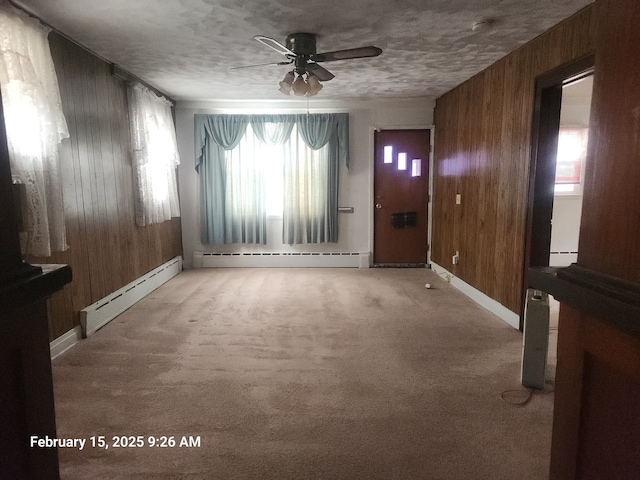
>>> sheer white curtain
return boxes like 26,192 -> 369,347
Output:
0,4 -> 69,257
127,83 -> 180,226
282,126 -> 331,244
220,124 -> 271,243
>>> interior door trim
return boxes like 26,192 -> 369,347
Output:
522,54 -> 595,328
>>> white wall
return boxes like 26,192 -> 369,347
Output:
175,97 -> 435,268
550,195 -> 583,265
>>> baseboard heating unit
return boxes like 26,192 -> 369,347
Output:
194,251 -> 369,268
80,256 -> 182,337
549,251 -> 578,267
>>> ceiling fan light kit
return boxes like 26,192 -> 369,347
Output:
245,32 -> 382,97
279,71 -> 324,97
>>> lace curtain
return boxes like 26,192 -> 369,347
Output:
0,4 -> 69,257
195,113 -> 348,245
127,83 -> 180,226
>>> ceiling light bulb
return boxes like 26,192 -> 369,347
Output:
278,71 -> 295,95
292,74 -> 310,96
306,74 -> 323,96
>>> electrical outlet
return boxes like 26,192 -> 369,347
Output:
452,251 -> 459,265
456,194 -> 461,205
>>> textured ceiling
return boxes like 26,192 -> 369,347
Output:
13,0 -> 593,102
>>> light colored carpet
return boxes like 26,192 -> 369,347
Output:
52,268 -> 554,479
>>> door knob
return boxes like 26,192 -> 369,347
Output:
375,203 -> 382,209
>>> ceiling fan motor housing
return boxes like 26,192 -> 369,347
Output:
286,33 -> 317,56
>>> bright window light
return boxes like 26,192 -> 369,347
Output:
398,152 -> 407,170
554,183 -> 578,194
555,127 -> 588,195
384,145 -> 393,164
411,159 -> 422,177
263,143 -> 284,217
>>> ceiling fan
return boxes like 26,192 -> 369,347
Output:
234,33 -> 382,96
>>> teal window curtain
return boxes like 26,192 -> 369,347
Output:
195,113 -> 349,245
195,114 -> 263,244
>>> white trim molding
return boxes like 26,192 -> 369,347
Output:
430,261 -> 520,329
49,325 -> 83,359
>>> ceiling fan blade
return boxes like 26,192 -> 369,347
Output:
312,46 -> 382,62
254,35 -> 296,57
307,63 -> 335,81
230,60 -> 293,71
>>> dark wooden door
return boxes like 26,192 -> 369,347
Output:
373,129 -> 430,265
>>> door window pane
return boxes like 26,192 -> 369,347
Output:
411,159 -> 421,177
398,152 -> 407,170
384,145 -> 393,164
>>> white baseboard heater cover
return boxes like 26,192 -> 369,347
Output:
49,325 -> 83,359
194,251 -> 369,268
521,288 -> 550,390
80,256 -> 182,338
429,261 -> 520,329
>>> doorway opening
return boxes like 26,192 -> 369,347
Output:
523,55 -> 595,329
548,74 -> 594,382
549,75 -> 593,268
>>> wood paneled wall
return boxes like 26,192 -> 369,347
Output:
431,5 -> 598,315
32,33 -> 183,341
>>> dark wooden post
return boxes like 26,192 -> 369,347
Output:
0,90 -> 72,478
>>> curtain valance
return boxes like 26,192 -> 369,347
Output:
195,113 -> 349,171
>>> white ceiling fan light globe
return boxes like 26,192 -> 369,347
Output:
278,70 -> 295,95
278,82 -> 292,95
292,74 -> 310,96
306,74 -> 323,96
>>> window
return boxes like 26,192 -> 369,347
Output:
195,114 -> 348,245
555,127 -> 588,195
127,83 -> 181,226
397,152 -> 407,171
383,145 -> 393,164
411,159 -> 422,177
0,5 -> 69,256
261,141 -> 285,217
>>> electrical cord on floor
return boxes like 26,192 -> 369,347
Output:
500,380 -> 555,407
431,268 -> 454,283
500,388 -> 535,407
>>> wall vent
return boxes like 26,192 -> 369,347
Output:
193,251 -> 369,268
80,256 -> 182,337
